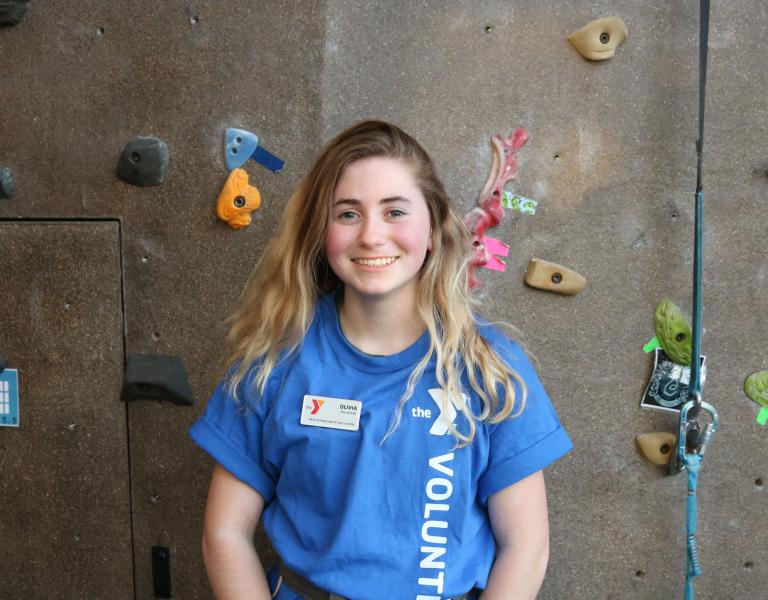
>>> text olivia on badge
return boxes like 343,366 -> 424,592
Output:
300,395 -> 362,431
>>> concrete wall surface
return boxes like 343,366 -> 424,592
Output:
1,1 -> 766,599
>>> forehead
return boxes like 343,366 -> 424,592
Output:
333,156 -> 422,200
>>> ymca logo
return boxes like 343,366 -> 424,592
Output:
310,398 -> 324,414
416,388 -> 466,436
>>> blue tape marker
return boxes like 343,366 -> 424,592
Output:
0,368 -> 20,427
251,145 -> 285,173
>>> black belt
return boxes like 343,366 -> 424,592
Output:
277,559 -> 480,600
277,558 -> 346,600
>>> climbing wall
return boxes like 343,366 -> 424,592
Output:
1,1 -> 766,598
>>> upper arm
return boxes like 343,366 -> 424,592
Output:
487,470 -> 549,551
203,463 -> 266,541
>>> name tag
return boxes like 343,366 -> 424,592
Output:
300,395 -> 362,431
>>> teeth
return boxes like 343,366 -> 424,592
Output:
353,257 -> 398,266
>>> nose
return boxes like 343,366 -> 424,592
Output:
358,215 -> 386,247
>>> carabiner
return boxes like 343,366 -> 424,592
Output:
677,399 -> 719,468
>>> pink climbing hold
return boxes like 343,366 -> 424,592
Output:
463,128 -> 528,289
481,236 -> 509,272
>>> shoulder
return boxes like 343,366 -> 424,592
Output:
229,294 -> 333,412
223,351 -> 293,417
474,316 -> 533,373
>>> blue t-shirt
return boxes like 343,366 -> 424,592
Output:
189,294 -> 572,600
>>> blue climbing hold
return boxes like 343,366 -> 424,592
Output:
225,128 -> 284,173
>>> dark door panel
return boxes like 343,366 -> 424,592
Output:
0,221 -> 133,599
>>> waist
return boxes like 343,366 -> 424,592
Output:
277,558 -> 481,600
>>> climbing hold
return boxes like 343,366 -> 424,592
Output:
216,168 -> 262,229
122,353 -> 194,406
117,137 -> 170,187
524,258 -> 586,295
463,128 -> 528,289
0,0 -> 28,26
477,236 -> 509,273
568,16 -> 628,61
654,299 -> 692,365
0,166 -> 15,199
636,432 -> 677,466
746,372 -> 768,426
225,128 -> 284,173
745,371 -> 768,407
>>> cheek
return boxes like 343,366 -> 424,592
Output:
325,225 -> 349,263
398,217 -> 432,255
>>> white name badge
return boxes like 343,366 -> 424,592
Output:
300,395 -> 362,431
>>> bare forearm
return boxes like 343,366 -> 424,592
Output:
202,531 -> 272,600
480,543 -> 549,600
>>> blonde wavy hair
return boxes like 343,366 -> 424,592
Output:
225,119 -> 526,445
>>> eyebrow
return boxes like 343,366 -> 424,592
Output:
333,196 -> 412,207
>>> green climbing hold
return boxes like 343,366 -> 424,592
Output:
745,371 -> 768,408
653,299 -> 692,365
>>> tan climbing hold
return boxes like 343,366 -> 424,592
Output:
524,258 -> 586,295
568,16 -> 628,61
636,432 -> 676,466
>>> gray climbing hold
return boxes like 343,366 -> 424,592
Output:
0,0 -> 29,26
117,137 -> 170,187
0,166 -> 15,199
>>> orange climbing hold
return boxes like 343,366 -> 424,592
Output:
216,168 -> 261,229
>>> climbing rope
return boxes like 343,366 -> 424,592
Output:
676,1 -> 719,598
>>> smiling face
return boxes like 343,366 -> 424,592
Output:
325,156 -> 433,305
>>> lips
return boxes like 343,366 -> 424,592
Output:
352,257 -> 399,267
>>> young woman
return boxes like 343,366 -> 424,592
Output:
189,119 -> 572,599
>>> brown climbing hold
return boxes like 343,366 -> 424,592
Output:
636,432 -> 676,466
524,258 -> 586,295
568,16 -> 628,61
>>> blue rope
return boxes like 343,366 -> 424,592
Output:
683,3 -> 710,595
684,454 -> 702,600
689,0 -> 709,398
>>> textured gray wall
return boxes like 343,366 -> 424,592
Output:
1,1 -> 766,599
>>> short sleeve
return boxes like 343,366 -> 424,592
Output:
477,333 -> 573,504
188,374 -> 277,502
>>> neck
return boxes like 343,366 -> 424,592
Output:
337,287 -> 426,356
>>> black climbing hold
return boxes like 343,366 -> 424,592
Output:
0,0 -> 28,27
122,353 -> 194,406
0,166 -> 15,199
117,137 -> 170,187
152,546 -> 172,599
0,352 -> 6,373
